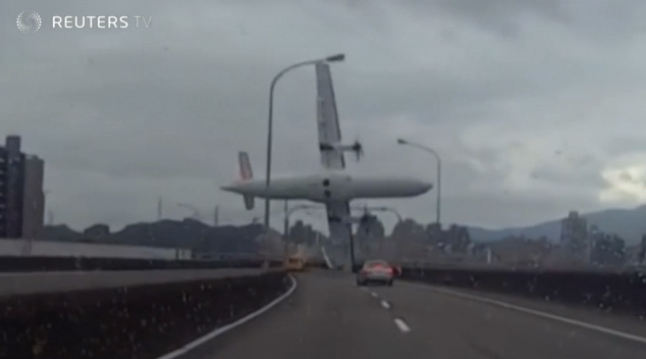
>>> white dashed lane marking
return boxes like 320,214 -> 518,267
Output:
359,287 -> 407,332
393,318 -> 411,333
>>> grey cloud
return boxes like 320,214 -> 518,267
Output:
2,0 -> 646,231
443,191 -> 603,229
607,136 -> 646,157
394,0 -> 646,44
528,156 -> 606,190
394,0 -> 568,37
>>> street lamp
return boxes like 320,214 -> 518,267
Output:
351,204 -> 403,257
397,138 -> 442,226
264,54 -> 346,234
283,203 -> 401,233
284,204 -> 323,237
353,205 -> 403,223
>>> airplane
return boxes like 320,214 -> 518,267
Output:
221,62 -> 433,265
221,153 -> 432,214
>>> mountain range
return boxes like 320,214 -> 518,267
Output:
41,218 -> 267,253
467,204 -> 646,244
39,204 -> 646,248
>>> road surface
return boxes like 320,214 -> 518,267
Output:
181,270 -> 646,359
0,269 -> 270,297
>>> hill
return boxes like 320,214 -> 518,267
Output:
467,204 -> 646,244
41,219 -> 266,253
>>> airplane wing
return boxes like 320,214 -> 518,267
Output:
315,62 -> 353,267
315,62 -> 346,170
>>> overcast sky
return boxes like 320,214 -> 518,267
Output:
3,0 -> 646,233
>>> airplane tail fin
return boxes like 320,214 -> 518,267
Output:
238,151 -> 255,210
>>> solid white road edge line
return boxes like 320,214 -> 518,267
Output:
405,282 -> 646,345
155,274 -> 298,359
380,300 -> 391,309
393,318 -> 411,333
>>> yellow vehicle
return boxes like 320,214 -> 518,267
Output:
285,256 -> 307,271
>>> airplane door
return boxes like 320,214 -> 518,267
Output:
316,174 -> 352,201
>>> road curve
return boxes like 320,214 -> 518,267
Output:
179,270 -> 646,359
0,269 -> 271,297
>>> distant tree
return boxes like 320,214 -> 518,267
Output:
83,224 -> 111,242
591,233 -> 625,265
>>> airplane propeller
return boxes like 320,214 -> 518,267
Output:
351,137 -> 364,161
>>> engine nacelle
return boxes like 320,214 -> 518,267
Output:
319,141 -> 364,161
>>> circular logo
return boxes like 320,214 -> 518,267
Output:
16,11 -> 42,34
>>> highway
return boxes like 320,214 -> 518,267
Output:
0,269 -> 269,297
179,270 -> 646,359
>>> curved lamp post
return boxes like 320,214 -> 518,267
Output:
264,54 -> 346,233
397,138 -> 442,226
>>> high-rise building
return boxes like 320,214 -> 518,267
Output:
21,155 -> 45,239
0,135 -> 45,239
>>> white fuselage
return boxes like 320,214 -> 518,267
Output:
221,171 -> 432,202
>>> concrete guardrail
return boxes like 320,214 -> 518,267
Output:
399,266 -> 646,317
0,256 -> 284,272
0,270 -> 292,359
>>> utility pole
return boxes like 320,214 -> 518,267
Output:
283,200 -> 289,262
283,200 -> 289,236
157,197 -> 163,220
213,205 -> 219,226
43,190 -> 51,227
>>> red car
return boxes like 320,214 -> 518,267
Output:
391,265 -> 402,277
